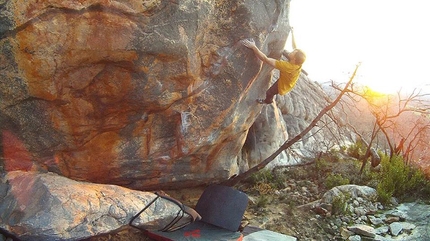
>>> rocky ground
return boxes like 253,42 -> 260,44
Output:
87,164 -> 330,241
1,164 -> 427,241
87,161 -> 430,241
84,164 -> 344,240
87,180 -> 327,241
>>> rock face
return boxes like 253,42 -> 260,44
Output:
0,0 -> 349,190
0,171 -> 190,240
0,0 -> 294,189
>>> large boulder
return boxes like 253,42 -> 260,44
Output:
321,185 -> 378,204
0,0 -> 291,189
0,171 -> 187,240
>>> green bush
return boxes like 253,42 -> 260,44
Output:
255,194 -> 270,208
377,155 -> 430,204
354,154 -> 381,188
248,169 -> 286,189
316,157 -> 331,171
376,183 -> 394,204
325,173 -> 350,189
325,150 -> 342,162
346,140 -> 366,159
248,169 -> 274,184
332,193 -> 351,215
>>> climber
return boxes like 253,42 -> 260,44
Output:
242,27 -> 306,104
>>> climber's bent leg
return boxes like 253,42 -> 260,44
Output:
263,80 -> 279,104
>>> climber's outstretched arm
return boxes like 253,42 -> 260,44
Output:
291,27 -> 297,50
282,27 -> 297,58
241,39 -> 277,68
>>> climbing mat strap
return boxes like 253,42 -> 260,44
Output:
129,191 -> 201,232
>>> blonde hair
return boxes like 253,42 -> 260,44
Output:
294,49 -> 306,65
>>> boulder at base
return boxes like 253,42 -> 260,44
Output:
0,171 -> 182,240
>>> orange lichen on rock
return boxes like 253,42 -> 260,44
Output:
57,131 -> 122,183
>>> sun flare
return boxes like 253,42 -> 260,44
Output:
290,0 -> 430,95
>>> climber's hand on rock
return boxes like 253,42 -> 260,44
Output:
241,39 -> 256,49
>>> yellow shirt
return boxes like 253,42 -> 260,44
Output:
275,60 -> 301,95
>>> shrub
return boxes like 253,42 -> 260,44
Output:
325,149 -> 342,162
377,155 -> 430,204
255,194 -> 270,208
283,166 -> 309,180
324,173 -> 350,189
249,169 -> 273,183
331,193 -> 351,215
346,140 -> 366,159
248,169 -> 286,189
354,157 -> 381,188
315,157 -> 332,182
376,183 -> 394,204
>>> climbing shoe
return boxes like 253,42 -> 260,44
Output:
256,99 -> 265,104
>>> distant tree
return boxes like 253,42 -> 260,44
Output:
336,84 -> 430,173
394,112 -> 430,165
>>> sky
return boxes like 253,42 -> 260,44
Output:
288,0 -> 430,94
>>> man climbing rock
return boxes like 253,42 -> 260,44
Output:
242,28 -> 306,104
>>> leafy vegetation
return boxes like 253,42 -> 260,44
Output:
247,169 -> 286,190
324,173 -> 349,190
255,194 -> 271,208
376,154 -> 430,204
245,141 -> 430,206
331,193 -> 351,215
245,169 -> 286,209
346,139 -> 366,159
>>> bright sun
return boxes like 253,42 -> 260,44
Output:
353,63 -> 402,94
289,0 -> 430,95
